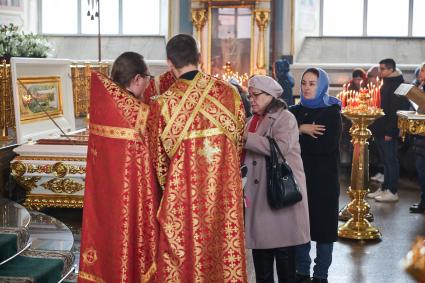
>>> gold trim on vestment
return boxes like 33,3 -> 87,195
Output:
185,128 -> 224,140
135,103 -> 149,134
78,271 -> 106,283
199,108 -> 239,145
169,79 -> 215,157
89,123 -> 140,141
141,262 -> 157,283
205,94 -> 238,125
160,74 -> 200,142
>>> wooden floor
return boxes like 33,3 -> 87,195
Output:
46,166 -> 425,283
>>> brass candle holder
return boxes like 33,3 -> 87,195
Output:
337,88 -> 383,240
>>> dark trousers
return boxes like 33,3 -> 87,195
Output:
416,154 -> 425,202
252,247 -> 296,283
375,137 -> 399,193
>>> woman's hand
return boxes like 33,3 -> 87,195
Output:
299,123 -> 326,139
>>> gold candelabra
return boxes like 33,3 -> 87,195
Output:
337,85 -> 383,240
0,60 -> 15,140
214,61 -> 249,86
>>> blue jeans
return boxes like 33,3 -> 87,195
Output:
295,242 -> 333,279
416,154 -> 425,202
375,137 -> 399,193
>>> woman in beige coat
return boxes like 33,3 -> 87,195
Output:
243,75 -> 310,283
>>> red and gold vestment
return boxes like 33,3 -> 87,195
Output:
143,71 -> 176,104
78,72 -> 159,283
148,71 -> 247,282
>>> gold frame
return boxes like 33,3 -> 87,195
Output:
17,76 -> 63,123
207,5 -> 255,75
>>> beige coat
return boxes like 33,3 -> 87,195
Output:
243,107 -> 310,249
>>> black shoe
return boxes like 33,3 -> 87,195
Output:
296,273 -> 311,283
410,202 -> 425,213
311,278 -> 328,283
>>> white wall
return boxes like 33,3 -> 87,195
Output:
294,0 -> 320,60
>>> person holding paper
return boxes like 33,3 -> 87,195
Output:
410,62 -> 425,213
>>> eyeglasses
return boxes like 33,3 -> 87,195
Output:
247,91 -> 266,100
141,74 -> 154,80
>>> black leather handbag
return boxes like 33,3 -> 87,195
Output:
265,136 -> 302,209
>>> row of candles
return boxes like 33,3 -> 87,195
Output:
336,77 -> 383,110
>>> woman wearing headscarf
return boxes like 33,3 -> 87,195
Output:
290,68 -> 342,283
243,75 -> 310,282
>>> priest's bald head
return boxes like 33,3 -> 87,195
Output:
166,34 -> 201,77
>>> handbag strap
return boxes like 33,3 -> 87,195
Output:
267,136 -> 286,162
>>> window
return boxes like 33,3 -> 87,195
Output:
367,0 -> 409,36
321,0 -> 423,37
41,0 -> 163,35
41,0 -> 77,34
123,0 -> 160,34
81,0 -> 119,34
323,0 -> 363,36
412,0 -> 425,36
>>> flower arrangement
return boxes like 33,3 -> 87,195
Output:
0,23 -> 51,61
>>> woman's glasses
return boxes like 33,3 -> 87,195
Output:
247,91 -> 266,100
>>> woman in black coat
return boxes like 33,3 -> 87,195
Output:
290,68 -> 342,283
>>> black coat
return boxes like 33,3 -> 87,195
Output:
290,104 -> 342,242
369,72 -> 409,138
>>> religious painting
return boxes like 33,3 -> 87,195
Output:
17,76 -> 63,123
210,7 -> 252,78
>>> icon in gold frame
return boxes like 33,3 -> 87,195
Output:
17,76 -> 63,123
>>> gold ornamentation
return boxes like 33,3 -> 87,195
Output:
40,178 -> 84,194
136,103 -> 149,134
10,161 -> 26,177
191,9 -> 207,52
198,139 -> 220,164
186,128 -> 223,140
12,161 -> 85,177
71,63 -> 109,117
338,89 -> 383,240
0,61 -> 15,140
15,176 -> 41,192
82,247 -> 98,265
52,162 -> 68,177
254,9 -> 270,75
89,122 -> 141,141
14,156 -> 86,162
79,271 -> 106,283
95,72 -> 140,127
23,194 -> 84,210
398,113 -> 425,140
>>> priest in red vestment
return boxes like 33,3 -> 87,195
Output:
79,52 -> 159,283
148,34 -> 247,282
143,70 -> 176,104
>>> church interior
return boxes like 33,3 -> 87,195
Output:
1,0 -> 425,282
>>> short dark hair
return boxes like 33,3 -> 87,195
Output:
352,68 -> 366,78
379,58 -> 396,71
265,97 -> 288,112
111,52 -> 147,88
166,34 -> 199,69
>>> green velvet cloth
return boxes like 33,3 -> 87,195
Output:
0,255 -> 64,283
0,233 -> 17,262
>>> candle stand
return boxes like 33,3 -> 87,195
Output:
337,88 -> 383,240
